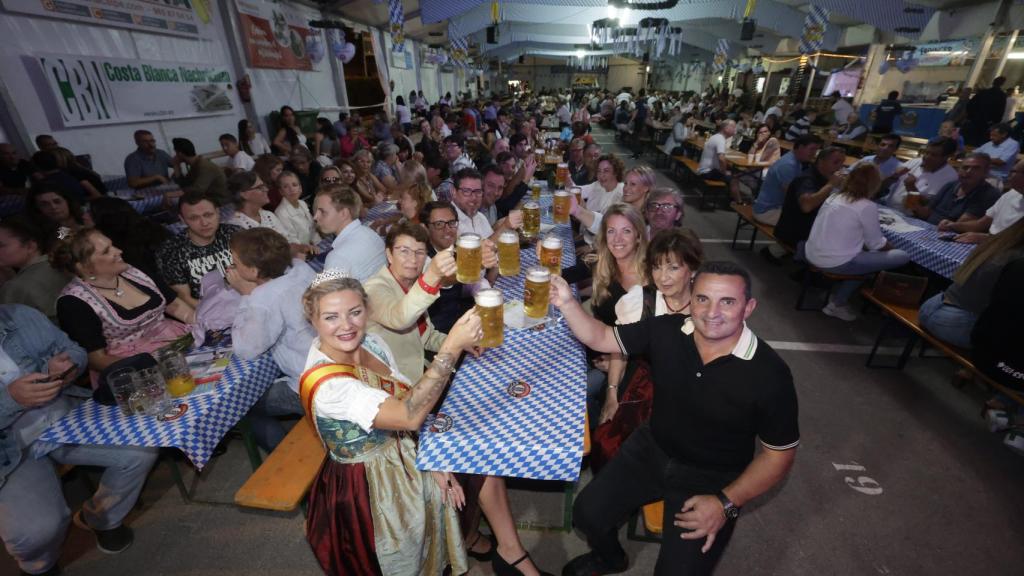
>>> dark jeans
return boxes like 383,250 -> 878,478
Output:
573,424 -> 739,576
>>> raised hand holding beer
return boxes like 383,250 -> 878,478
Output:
424,248 -> 457,287
481,238 -> 499,270
506,209 -> 523,230
548,274 -> 574,308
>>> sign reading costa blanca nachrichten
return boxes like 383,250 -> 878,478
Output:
1,0 -> 210,38
37,53 -> 235,127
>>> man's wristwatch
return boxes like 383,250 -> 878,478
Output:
717,491 -> 740,520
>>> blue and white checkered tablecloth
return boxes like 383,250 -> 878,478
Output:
37,351 -> 278,470
880,212 -> 974,280
416,318 -> 587,481
417,214 -> 588,482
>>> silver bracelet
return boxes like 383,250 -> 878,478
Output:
427,354 -> 456,379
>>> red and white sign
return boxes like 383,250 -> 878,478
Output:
235,0 -> 314,70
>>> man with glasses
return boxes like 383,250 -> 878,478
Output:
450,168 -> 522,241
645,188 -> 686,236
444,134 -> 476,175
124,129 -> 173,189
913,152 -> 1001,225
420,201 -> 496,332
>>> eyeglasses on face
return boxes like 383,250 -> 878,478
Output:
458,187 -> 484,197
392,246 -> 428,259
646,202 -> 680,212
322,176 -> 341,183
429,219 -> 459,230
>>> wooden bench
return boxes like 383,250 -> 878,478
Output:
627,500 -> 665,542
861,286 -> 1024,408
730,202 -> 778,251
235,418 -> 325,512
674,156 -> 728,210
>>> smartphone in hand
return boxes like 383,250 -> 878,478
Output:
36,365 -> 76,384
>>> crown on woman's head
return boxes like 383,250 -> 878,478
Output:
310,268 -> 353,288
56,226 -> 72,241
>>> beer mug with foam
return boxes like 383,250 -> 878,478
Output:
540,234 -> 563,276
553,189 -> 571,224
456,233 -> 482,284
524,266 -> 551,319
475,288 -> 504,348
497,230 -> 521,276
522,201 -> 541,238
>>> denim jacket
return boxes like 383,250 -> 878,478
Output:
0,304 -> 88,488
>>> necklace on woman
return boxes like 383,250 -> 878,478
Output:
89,276 -> 125,298
663,294 -> 690,314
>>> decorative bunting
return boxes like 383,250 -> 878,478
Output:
388,0 -> 405,52
713,38 -> 729,72
799,5 -> 830,55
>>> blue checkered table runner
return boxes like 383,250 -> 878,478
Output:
38,350 -> 278,470
417,211 -> 587,482
881,212 -> 974,280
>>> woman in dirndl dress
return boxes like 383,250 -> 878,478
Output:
299,270 -> 481,575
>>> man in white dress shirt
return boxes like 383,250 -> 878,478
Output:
450,168 -> 522,242
884,138 -> 960,212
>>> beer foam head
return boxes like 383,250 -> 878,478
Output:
457,233 -> 481,248
476,288 -> 503,307
524,201 -> 540,210
499,230 -> 519,243
526,266 -> 550,282
554,189 -> 570,198
571,187 -> 582,194
542,235 -> 562,249
558,162 -> 568,168
535,149 -> 544,154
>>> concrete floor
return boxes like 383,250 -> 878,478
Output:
5,127 -> 1024,576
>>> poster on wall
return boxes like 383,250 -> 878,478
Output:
235,0 -> 313,70
913,40 -> 977,67
0,0 -> 208,38
37,52 -> 234,127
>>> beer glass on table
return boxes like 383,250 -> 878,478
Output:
522,201 -> 541,238
539,234 -> 563,276
497,230 -> 521,276
552,190 -> 571,224
531,181 -> 542,201
524,266 -> 551,319
456,233 -> 483,284
475,288 -> 505,348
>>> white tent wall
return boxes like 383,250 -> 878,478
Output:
381,34 -> 422,109
420,62 -> 441,104
0,10 -> 246,176
439,70 -> 456,101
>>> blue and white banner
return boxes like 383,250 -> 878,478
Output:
713,38 -> 729,72
389,0 -> 406,52
799,5 -> 830,55
912,39 -> 977,67
448,22 -> 469,69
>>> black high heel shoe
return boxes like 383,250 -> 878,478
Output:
466,533 -> 496,562
492,550 -> 554,576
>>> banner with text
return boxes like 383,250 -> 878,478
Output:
37,52 -> 234,127
1,0 -> 209,38
235,0 -> 313,70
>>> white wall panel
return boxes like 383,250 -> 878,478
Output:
0,10 -> 247,175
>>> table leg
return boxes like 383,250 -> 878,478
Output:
236,416 -> 265,472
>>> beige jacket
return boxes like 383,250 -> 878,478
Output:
364,266 -> 446,380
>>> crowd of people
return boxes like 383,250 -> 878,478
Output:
0,79 -> 1021,576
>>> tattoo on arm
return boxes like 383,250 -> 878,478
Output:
403,353 -> 456,420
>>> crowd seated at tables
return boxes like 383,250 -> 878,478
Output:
1,83 -> 1022,576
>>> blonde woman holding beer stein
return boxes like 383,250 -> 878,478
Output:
584,204 -> 648,430
570,155 -> 625,246
299,270 -> 479,576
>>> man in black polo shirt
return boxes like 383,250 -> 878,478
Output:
773,146 -> 846,252
553,261 -> 799,576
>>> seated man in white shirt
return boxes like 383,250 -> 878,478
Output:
313,184 -> 386,281
884,138 -> 960,212
226,227 -> 316,450
940,158 -> 1024,243
219,133 -> 255,174
450,167 -> 521,242
975,123 -> 1020,180
697,119 -> 743,203
830,92 -> 855,126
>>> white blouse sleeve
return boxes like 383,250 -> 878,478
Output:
614,285 -> 644,325
313,372 -> 390,433
859,200 -> 888,251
